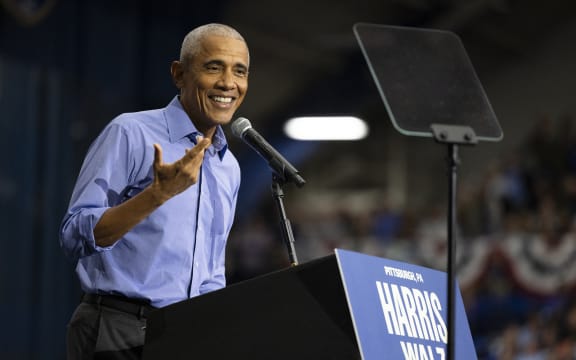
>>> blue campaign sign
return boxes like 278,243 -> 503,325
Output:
335,248 -> 477,360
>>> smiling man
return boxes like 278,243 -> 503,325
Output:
60,24 -> 248,359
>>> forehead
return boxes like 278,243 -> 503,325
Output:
196,35 -> 249,66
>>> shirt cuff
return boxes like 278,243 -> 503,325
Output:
82,207 -> 118,253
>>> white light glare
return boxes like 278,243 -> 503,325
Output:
284,116 -> 369,141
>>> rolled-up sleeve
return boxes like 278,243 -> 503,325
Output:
59,121 -> 133,262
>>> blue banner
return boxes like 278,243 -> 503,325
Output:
335,248 -> 477,360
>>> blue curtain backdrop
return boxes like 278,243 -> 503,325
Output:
0,1 -> 226,358
0,55 -> 78,358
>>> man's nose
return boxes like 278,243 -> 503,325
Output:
216,70 -> 236,90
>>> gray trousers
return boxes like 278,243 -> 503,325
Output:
66,302 -> 147,360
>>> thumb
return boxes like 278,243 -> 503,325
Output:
153,143 -> 163,169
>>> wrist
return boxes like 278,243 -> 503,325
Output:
145,183 -> 170,207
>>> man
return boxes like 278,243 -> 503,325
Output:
60,23 -> 249,359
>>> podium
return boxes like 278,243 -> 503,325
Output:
143,254 -> 359,359
142,249 -> 477,359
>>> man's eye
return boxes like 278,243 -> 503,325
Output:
206,65 -> 221,72
234,68 -> 247,77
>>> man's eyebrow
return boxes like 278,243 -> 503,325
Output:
204,59 -> 225,67
203,59 -> 248,70
234,63 -> 248,71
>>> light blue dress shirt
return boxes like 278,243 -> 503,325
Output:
60,96 -> 240,308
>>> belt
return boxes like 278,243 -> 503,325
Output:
82,293 -> 157,319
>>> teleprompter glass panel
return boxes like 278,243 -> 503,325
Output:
354,23 -> 503,141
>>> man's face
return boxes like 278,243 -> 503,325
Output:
172,35 -> 249,134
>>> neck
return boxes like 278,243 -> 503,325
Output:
198,126 -> 216,140
178,97 -> 217,140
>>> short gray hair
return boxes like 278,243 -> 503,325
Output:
179,23 -> 249,65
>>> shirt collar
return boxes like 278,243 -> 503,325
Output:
165,96 -> 229,160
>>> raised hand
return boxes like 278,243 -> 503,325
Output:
151,137 -> 212,202
92,137 -> 212,247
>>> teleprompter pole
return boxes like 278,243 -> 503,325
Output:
431,124 -> 477,360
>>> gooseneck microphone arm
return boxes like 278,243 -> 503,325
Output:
231,117 -> 306,187
231,117 -> 303,266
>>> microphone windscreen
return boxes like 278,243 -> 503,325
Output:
231,117 -> 252,138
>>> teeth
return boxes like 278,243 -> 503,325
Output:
213,96 -> 232,103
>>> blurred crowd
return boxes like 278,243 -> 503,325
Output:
226,113 -> 576,359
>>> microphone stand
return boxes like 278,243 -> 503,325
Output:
271,174 -> 299,266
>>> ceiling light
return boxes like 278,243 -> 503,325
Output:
284,116 -> 369,141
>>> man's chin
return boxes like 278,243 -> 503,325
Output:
211,115 -> 235,126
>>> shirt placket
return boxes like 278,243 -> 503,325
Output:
187,133 -> 202,297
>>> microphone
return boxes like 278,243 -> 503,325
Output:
231,117 -> 306,187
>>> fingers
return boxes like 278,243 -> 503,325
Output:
154,138 -> 211,173
184,137 -> 211,160
195,136 -> 212,152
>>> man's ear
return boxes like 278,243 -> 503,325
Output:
170,60 -> 184,89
